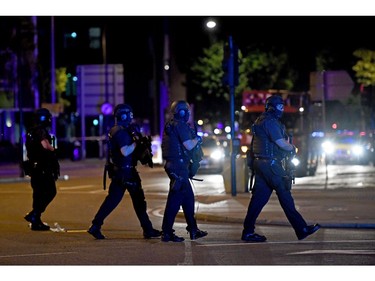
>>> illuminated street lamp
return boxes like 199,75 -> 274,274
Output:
205,18 -> 218,44
206,19 -> 217,29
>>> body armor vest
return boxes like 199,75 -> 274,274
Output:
252,112 -> 286,160
26,126 -> 52,164
109,125 -> 135,167
162,119 -> 188,161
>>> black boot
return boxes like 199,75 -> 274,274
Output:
25,212 -> 50,231
241,231 -> 267,242
297,224 -> 321,240
143,228 -> 162,239
186,226 -> 208,240
31,221 -> 50,231
87,224 -> 105,239
161,232 -> 185,242
24,211 -> 37,223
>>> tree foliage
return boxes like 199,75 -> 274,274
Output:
189,41 -> 295,126
241,47 -> 295,91
352,49 -> 375,87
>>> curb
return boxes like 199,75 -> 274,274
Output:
188,213 -> 375,229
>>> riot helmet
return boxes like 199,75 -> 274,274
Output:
170,100 -> 190,122
36,108 -> 52,127
114,104 -> 133,126
265,95 -> 284,118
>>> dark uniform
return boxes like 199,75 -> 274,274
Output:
24,108 -> 59,231
242,95 -> 320,242
88,104 -> 161,240
161,100 -> 207,242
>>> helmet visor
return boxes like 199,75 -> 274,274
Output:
276,104 -> 284,111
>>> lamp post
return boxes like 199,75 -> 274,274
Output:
205,18 -> 217,44
50,16 -> 56,136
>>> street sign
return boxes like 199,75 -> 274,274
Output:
76,64 -> 124,116
310,70 -> 354,102
76,64 -> 124,159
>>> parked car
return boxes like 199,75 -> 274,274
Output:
198,136 -> 226,173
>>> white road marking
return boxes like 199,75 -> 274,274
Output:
0,252 -> 77,258
199,240 -> 375,247
59,185 -> 96,190
179,241 -> 193,265
287,249 -> 375,255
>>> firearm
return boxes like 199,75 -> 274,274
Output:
103,134 -> 114,190
287,134 -> 296,184
49,135 -> 60,180
188,122 -> 203,180
128,124 -> 154,168
246,140 -> 255,191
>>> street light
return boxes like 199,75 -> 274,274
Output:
206,19 -> 216,29
204,18 -> 217,44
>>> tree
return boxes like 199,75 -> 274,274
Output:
352,49 -> 375,130
241,46 -> 296,91
55,67 -> 70,109
188,42 -> 295,129
352,49 -> 375,87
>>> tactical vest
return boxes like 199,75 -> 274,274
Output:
26,126 -> 52,163
162,119 -> 188,162
252,112 -> 285,160
108,125 -> 135,167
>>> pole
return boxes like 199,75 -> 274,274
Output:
322,71 -> 327,134
50,16 -> 56,136
160,18 -> 170,137
322,71 -> 328,186
228,36 -> 237,196
32,16 -> 40,109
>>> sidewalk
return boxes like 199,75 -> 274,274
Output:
1,159 -> 375,229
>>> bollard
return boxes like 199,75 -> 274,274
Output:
222,155 -> 249,194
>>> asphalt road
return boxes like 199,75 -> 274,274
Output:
0,159 -> 374,279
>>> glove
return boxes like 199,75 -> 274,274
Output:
291,145 -> 297,156
196,136 -> 202,145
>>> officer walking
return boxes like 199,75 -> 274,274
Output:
88,104 -> 161,239
160,100 -> 208,242
242,95 -> 320,242
24,108 -> 60,231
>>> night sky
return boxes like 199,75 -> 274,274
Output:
3,14 -> 375,131
45,16 -> 375,94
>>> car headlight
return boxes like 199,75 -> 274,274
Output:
210,149 -> 225,161
322,140 -> 335,154
352,145 -> 364,156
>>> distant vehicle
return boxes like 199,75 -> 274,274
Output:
199,136 -> 226,173
322,132 -> 373,165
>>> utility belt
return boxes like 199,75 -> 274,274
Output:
254,155 -> 289,173
113,164 -> 135,172
254,155 -> 282,161
109,164 -> 135,177
165,158 -> 188,164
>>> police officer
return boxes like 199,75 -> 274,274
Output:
88,104 -> 161,239
242,95 -> 320,242
24,108 -> 59,231
160,100 -> 207,242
